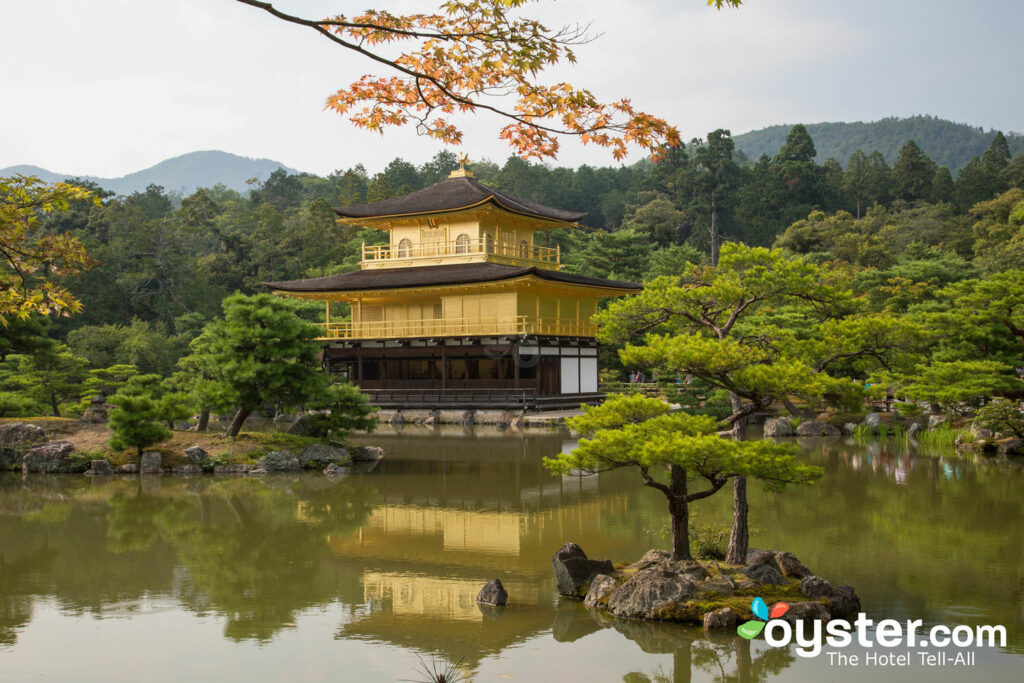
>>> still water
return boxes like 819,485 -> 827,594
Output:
0,426 -> 1021,682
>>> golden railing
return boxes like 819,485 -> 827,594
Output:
318,315 -> 596,340
362,238 -> 559,266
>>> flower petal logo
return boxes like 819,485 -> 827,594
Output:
737,597 -> 790,639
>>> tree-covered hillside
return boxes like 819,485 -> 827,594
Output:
734,116 -> 1024,171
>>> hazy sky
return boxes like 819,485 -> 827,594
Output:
2,0 -> 1021,177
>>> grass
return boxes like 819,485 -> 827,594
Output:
917,423 -> 970,449
1,419 -> 322,469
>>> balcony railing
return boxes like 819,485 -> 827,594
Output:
362,238 -> 559,266
318,315 -> 596,340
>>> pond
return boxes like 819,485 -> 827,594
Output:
0,426 -> 1021,682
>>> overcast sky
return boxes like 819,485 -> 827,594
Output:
2,0 -> 1021,177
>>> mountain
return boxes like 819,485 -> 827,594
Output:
733,116 -> 1024,171
0,151 -> 299,196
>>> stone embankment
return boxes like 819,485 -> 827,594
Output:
0,421 -> 386,476
552,542 -> 860,631
375,408 -> 580,428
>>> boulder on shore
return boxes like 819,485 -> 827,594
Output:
140,451 -> 162,474
476,579 -> 509,606
607,571 -> 697,620
552,545 -> 856,628
703,607 -> 738,631
298,444 -> 351,469
257,450 -> 300,472
795,421 -> 841,437
763,418 -> 794,437
584,574 -> 618,609
552,542 -> 615,598
861,413 -> 882,432
185,446 -> 215,471
775,551 -> 811,578
23,441 -> 84,474
743,563 -> 786,585
85,459 -> 114,476
800,575 -> 861,620
0,422 -> 47,469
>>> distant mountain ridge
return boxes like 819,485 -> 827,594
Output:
0,150 -> 299,196
733,116 -> 1024,171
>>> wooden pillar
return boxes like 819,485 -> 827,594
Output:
513,345 -> 520,388
441,345 -> 447,390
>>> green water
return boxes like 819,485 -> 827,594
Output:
0,427 -> 1021,682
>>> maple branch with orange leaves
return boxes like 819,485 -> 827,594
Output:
232,0 -> 750,160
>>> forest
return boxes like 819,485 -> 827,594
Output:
1,123 -> 1023,426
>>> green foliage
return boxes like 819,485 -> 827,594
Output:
79,364 -> 139,409
973,402 -> 1024,438
107,377 -> 173,456
0,391 -> 47,417
302,382 -> 378,440
895,402 -> 925,419
880,360 -> 1019,410
546,395 -> 821,559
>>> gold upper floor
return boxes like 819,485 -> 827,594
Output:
353,207 -> 565,271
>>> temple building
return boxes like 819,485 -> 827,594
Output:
265,158 -> 640,409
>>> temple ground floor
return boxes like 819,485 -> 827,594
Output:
323,335 -> 604,409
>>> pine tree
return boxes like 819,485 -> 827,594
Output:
206,293 -> 329,438
931,167 -> 955,204
108,376 -> 173,457
892,140 -> 937,201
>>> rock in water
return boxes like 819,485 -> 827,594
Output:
298,444 -> 352,469
862,413 -> 881,431
584,574 -> 618,609
703,607 -> 737,631
257,450 -> 300,472
552,542 -> 615,598
350,446 -> 385,462
830,585 -> 862,620
323,463 -> 348,476
607,571 -> 697,620
762,418 -> 794,437
140,451 -> 162,473
85,459 -> 114,476
795,421 -> 841,437
22,441 -> 83,473
779,602 -> 831,624
743,563 -> 786,585
799,575 -> 861,619
476,579 -> 509,606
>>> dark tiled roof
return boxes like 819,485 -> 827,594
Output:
264,262 -> 640,293
333,176 -> 586,223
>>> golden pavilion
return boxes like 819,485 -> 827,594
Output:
265,158 -> 640,409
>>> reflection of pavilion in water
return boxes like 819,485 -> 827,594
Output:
333,426 -> 643,661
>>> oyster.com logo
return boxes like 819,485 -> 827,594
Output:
737,597 -> 789,639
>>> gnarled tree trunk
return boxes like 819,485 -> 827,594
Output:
225,407 -> 251,438
668,464 -> 691,561
726,391 -> 749,564
197,408 -> 210,432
